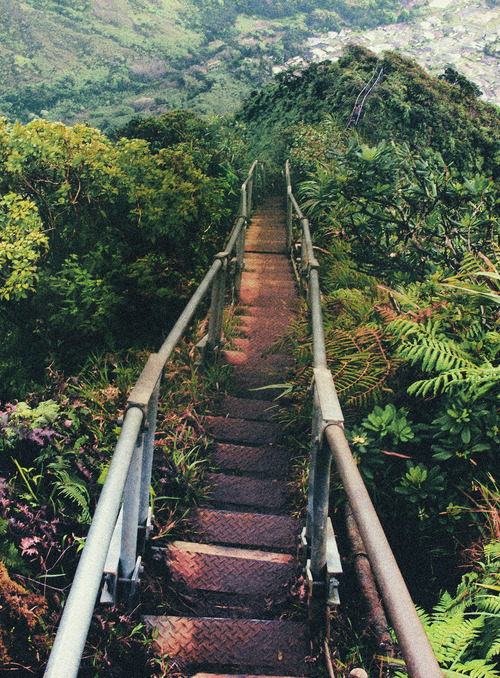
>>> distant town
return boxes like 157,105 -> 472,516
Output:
274,0 -> 500,107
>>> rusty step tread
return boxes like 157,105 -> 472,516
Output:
228,370 -> 289,398
143,616 -> 311,675
221,351 -> 290,373
163,541 -> 295,595
211,442 -> 290,477
239,291 -> 296,307
204,473 -> 288,511
212,397 -> 278,421
204,416 -> 282,446
175,589 -> 290,620
232,337 -> 290,355
241,273 -> 294,284
194,674 -> 305,678
190,508 -> 299,550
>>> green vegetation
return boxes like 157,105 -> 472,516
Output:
0,111 -> 243,399
239,47 -> 500,674
1,35 -> 500,676
0,1 -> 416,129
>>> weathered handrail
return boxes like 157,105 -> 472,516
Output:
285,160 -> 443,678
44,160 -> 263,678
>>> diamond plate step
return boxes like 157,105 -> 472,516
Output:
204,416 -> 282,446
163,542 -> 295,595
143,616 -> 311,675
228,367 -> 288,399
190,509 -> 299,550
205,473 -> 288,512
213,397 -> 278,421
194,674 -> 304,678
211,442 -> 290,478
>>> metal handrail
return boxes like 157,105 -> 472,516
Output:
44,160 -> 262,678
285,160 -> 443,678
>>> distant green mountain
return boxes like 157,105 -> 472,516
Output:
238,45 -> 500,177
0,0 -> 413,130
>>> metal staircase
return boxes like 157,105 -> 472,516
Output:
144,195 -> 312,676
44,162 -> 443,678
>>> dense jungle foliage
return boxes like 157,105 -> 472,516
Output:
2,43 -> 500,677
0,0 -> 417,128
241,48 -> 500,676
0,111 -> 245,399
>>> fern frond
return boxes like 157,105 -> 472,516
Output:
53,471 -> 91,522
407,368 -> 469,397
486,632 -> 500,660
325,326 -> 394,408
475,594 -> 500,616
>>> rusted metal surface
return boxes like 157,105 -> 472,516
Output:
205,473 -> 288,511
194,674 -> 303,678
211,442 -> 290,478
345,504 -> 393,650
214,397 -> 278,421
143,616 -> 311,675
190,508 -> 299,550
163,541 -> 295,595
204,416 -> 282,446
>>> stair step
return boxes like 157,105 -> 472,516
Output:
163,541 -> 295,595
143,616 -> 312,675
211,442 -> 290,477
190,509 -> 299,550
205,473 -> 288,512
213,397 -> 278,421
204,416 -> 282,446
194,674 -> 304,678
228,367 -> 288,398
222,351 -> 290,374
176,590 -> 287,619
239,288 -> 296,307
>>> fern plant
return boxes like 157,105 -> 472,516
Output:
395,541 -> 500,678
388,317 -> 500,397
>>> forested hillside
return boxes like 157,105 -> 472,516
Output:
1,0 -> 416,129
2,42 -> 500,676
240,48 -> 500,676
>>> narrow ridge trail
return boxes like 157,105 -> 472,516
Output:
145,196 -> 314,678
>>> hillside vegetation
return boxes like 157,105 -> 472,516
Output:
1,0 -> 416,129
241,48 -> 500,675
1,44 -> 500,676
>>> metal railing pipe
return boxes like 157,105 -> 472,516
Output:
325,424 -> 443,678
309,268 -> 328,369
224,216 -> 246,258
207,254 -> 228,353
44,407 -> 144,678
157,258 -> 222,362
286,185 -> 293,251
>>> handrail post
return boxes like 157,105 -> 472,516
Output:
241,183 -> 247,218
206,254 -> 227,357
121,430 -> 144,581
248,174 -> 254,214
286,185 -> 293,252
138,377 -> 160,548
234,218 -> 247,300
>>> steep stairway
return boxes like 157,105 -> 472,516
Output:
145,196 -> 313,677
